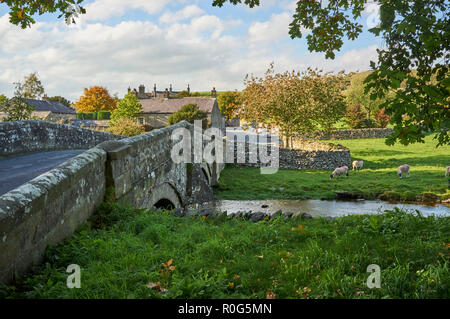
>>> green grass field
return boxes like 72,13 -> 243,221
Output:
215,135 -> 450,202
1,203 -> 448,299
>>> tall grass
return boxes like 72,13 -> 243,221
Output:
215,135 -> 450,201
1,203 -> 448,299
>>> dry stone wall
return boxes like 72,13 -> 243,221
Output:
228,139 -> 351,170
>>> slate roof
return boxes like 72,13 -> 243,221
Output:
139,97 -> 217,114
24,99 -> 76,114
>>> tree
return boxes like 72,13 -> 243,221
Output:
47,96 -> 73,109
168,103 -> 208,129
344,72 -> 390,120
2,82 -> 35,121
175,91 -> 202,97
74,86 -> 117,113
374,108 -> 391,128
213,0 -> 450,146
345,104 -> 369,129
240,64 -> 348,145
175,90 -> 191,98
217,91 -> 241,121
2,0 -> 86,28
111,93 -> 143,121
107,118 -> 145,137
0,94 -> 8,106
20,72 -> 45,99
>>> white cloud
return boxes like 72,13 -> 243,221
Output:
0,1 -> 379,101
248,12 -> 291,43
82,0 -> 172,21
159,5 -> 205,24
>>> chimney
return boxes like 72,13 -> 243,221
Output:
138,84 -> 145,98
42,93 -> 48,101
153,84 -> 157,98
164,88 -> 169,99
211,87 -> 217,98
187,84 -> 190,95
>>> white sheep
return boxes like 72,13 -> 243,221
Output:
446,166 -> 450,177
352,160 -> 364,171
330,165 -> 349,179
397,164 -> 410,178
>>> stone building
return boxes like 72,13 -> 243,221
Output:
0,95 -> 76,122
128,84 -> 225,132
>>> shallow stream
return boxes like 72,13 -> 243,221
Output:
201,199 -> 450,218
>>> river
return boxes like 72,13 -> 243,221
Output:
204,199 -> 450,218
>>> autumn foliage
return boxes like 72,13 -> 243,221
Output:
217,91 -> 241,120
240,64 -> 348,141
74,86 -> 117,113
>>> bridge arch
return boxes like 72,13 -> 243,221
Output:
149,182 -> 183,209
201,162 -> 212,185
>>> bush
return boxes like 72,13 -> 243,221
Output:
168,103 -> 208,129
374,108 -> 390,128
345,104 -> 367,129
361,118 -> 376,128
97,111 -> 111,120
77,112 -> 97,120
107,118 -> 145,136
345,104 -> 378,129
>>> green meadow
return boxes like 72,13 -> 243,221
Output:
1,203 -> 448,299
215,135 -> 450,202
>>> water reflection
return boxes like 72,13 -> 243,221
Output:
198,199 -> 449,218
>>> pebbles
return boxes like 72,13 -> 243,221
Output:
170,207 -> 316,223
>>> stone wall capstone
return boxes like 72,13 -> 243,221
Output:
0,147 -> 107,284
298,128 -> 393,140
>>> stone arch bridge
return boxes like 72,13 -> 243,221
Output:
0,120 -> 223,284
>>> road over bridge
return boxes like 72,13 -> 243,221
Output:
0,150 -> 85,196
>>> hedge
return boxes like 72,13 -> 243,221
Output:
76,111 -> 111,120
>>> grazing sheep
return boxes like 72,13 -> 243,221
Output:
446,166 -> 450,177
330,165 -> 349,179
397,164 -> 410,178
352,160 -> 364,171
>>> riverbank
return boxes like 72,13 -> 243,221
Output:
1,202 -> 449,299
215,135 -> 449,203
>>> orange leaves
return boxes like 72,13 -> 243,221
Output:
74,86 -> 117,113
291,224 -> 305,231
296,286 -> 312,299
17,10 -> 23,19
162,259 -> 176,272
147,259 -> 176,293
265,289 -> 276,299
145,281 -> 167,293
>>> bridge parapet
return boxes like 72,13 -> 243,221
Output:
0,120 -> 122,158
0,120 -> 224,284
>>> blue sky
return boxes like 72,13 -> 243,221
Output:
0,0 -> 382,101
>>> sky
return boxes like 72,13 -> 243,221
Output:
0,0 -> 383,102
